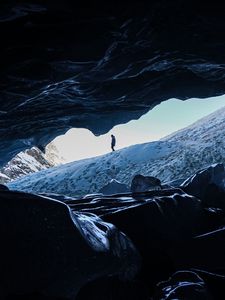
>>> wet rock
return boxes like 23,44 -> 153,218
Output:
131,174 -> 161,193
99,179 -> 130,195
102,190 -> 206,288
65,187 -> 224,297
0,190 -> 140,299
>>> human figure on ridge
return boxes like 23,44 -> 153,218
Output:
111,134 -> 116,151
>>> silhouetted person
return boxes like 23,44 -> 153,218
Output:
111,134 -> 116,151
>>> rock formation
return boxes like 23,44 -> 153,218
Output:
2,165 -> 225,299
0,147 -> 53,183
0,190 -> 140,299
130,174 -> 161,192
66,184 -> 225,299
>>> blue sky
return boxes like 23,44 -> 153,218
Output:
54,95 -> 225,162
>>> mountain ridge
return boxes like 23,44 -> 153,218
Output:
0,142 -> 65,184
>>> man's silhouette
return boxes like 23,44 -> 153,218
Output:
111,134 -> 116,151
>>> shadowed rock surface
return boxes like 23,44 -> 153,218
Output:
0,190 -> 140,299
1,1 -> 225,164
131,174 -> 161,192
65,187 -> 225,299
181,163 -> 225,210
2,176 -> 225,299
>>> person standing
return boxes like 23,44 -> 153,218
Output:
111,134 -> 116,151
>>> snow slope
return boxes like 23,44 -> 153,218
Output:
8,106 -> 225,196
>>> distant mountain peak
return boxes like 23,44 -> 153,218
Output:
0,142 -> 66,184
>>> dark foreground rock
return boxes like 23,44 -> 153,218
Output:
181,163 -> 225,209
0,190 -> 140,299
102,190 -> 207,288
170,226 -> 225,272
66,187 -> 225,299
1,178 -> 225,299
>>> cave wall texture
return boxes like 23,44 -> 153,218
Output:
1,0 -> 225,165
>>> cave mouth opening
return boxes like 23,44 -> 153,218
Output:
1,94 -> 224,187
49,95 -> 225,163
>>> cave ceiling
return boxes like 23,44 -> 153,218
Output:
1,0 -> 225,164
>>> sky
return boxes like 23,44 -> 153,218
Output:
53,95 -> 225,162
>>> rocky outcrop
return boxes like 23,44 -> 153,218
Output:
0,143 -> 65,183
1,1 -> 225,164
131,174 -> 161,193
0,147 -> 53,183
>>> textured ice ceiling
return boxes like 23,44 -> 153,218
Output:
1,0 -> 225,164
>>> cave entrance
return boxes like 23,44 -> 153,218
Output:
52,95 -> 225,163
1,95 -> 225,187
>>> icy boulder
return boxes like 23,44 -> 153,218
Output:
99,179 -> 130,195
130,174 -> 161,193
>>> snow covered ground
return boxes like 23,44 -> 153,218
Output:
8,106 -> 225,196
